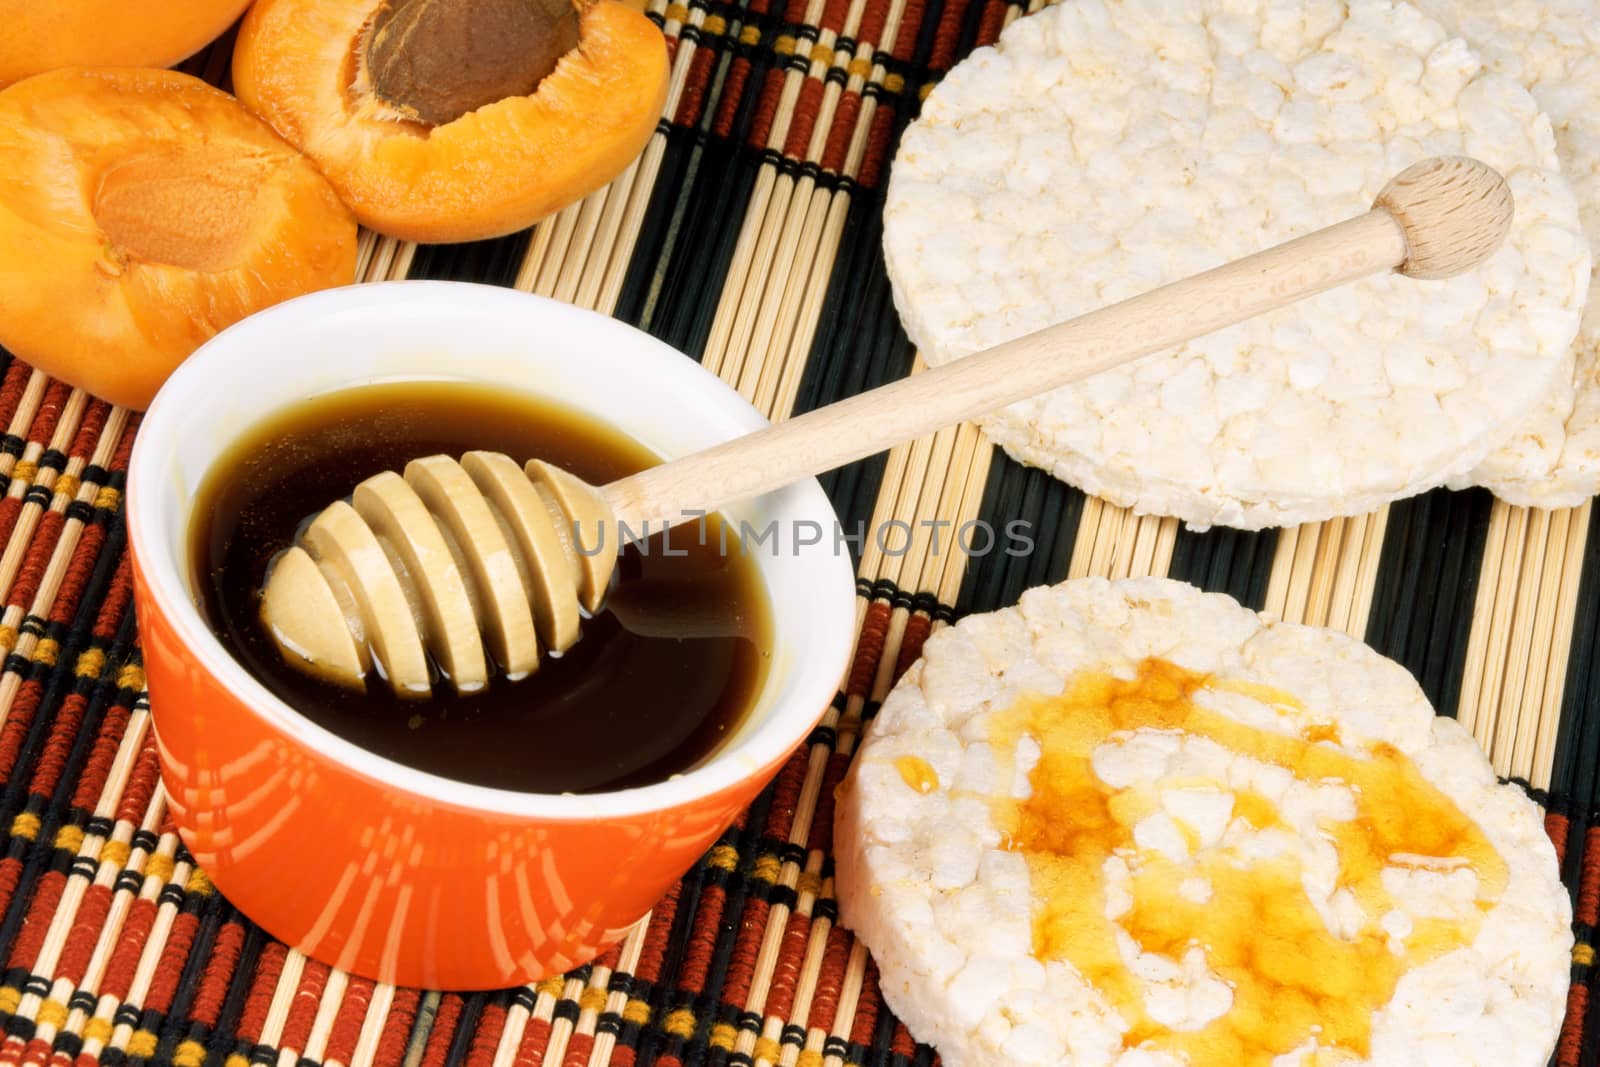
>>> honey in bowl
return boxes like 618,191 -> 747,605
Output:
190,380 -> 772,794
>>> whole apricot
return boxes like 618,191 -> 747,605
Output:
0,68 -> 358,410
0,1 -> 255,87
232,0 -> 669,244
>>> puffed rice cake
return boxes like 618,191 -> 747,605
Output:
835,576 -> 1570,1066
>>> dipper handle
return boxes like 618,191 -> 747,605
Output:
601,156 -> 1512,530
263,157 -> 1512,697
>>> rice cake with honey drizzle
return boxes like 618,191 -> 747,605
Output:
835,577 -> 1569,1066
881,0 -> 1589,530
1413,0 -> 1600,506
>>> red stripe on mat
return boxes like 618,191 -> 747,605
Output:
190,919 -> 247,1028
377,987 -> 422,1067
464,998 -> 506,1067
419,992 -> 465,1067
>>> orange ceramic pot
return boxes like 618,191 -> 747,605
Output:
127,282 -> 856,990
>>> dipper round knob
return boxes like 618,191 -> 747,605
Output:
1374,156 -> 1513,280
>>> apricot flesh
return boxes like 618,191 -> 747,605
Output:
0,0 -> 254,87
233,0 -> 669,244
0,68 -> 358,410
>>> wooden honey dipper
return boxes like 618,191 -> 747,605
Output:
262,156 -> 1514,697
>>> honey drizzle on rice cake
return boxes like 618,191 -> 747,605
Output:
880,0 -> 1589,530
1415,0 -> 1600,506
834,577 -> 1570,1067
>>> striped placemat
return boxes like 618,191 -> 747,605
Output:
2,0 -> 1598,1064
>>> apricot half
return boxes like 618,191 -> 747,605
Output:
232,0 -> 670,243
0,0 -> 254,87
0,68 -> 357,410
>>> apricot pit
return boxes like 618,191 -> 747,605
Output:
367,0 -> 581,126
0,68 -> 358,410
233,0 -> 670,243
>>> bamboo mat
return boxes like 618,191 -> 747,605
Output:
1,1 -> 1598,1064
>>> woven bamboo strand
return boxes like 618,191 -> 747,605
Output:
757,1 -> 915,424
254,948 -> 307,1060
0,396 -> 122,735
690,113 -> 799,377
742,849 -> 831,1064
1263,507 -> 1387,636
1267,520 -> 1319,623
567,962 -> 615,1054
1465,499 -> 1590,785
0,366 -> 51,565
400,990 -> 442,1066
730,0 -> 878,403
582,919 -> 648,1066
1304,518 -> 1349,626
0,386 -> 89,615
732,755 -> 833,1061
300,966 -> 351,1064
536,972 -> 591,1065
1346,508 -> 1389,639
513,0 -> 690,304
699,0 -> 841,382
13,700 -> 157,1043
106,830 -> 194,1057
1090,507 -> 1126,578
529,197 -> 593,299
822,940 -> 871,1067
767,868 -> 837,1067
6,400 -> 110,643
1065,497 -> 1107,581
489,991 -> 533,1067
0,370 -> 46,486
853,403 -> 929,598
1491,507 -> 1551,777
866,425 -> 960,698
348,982 -> 398,1067
1462,503 -> 1527,754
1533,501 -> 1591,790
50,698 -> 156,1050
1507,508 -> 1566,779
1457,502 -> 1510,739
2,419 -> 168,1049
550,186 -> 618,305
758,15 -> 913,417
1089,507 -> 1126,578
592,0 -> 751,323
70,785 -> 174,1060
728,129 -> 851,401
931,428 -> 998,613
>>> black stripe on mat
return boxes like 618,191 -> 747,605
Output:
1365,488 -> 1494,717
1546,504 -> 1599,1032
954,450 -> 1082,618
625,129 -> 768,356
1551,503 -> 1600,822
1168,526 -> 1278,611
1582,980 -> 1600,1067
616,0 -> 804,343
615,31 -> 777,350
407,232 -> 534,286
440,991 -> 491,1067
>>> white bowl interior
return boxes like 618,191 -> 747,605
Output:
128,281 -> 858,819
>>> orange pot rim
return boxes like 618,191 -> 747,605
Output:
128,281 -> 858,820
